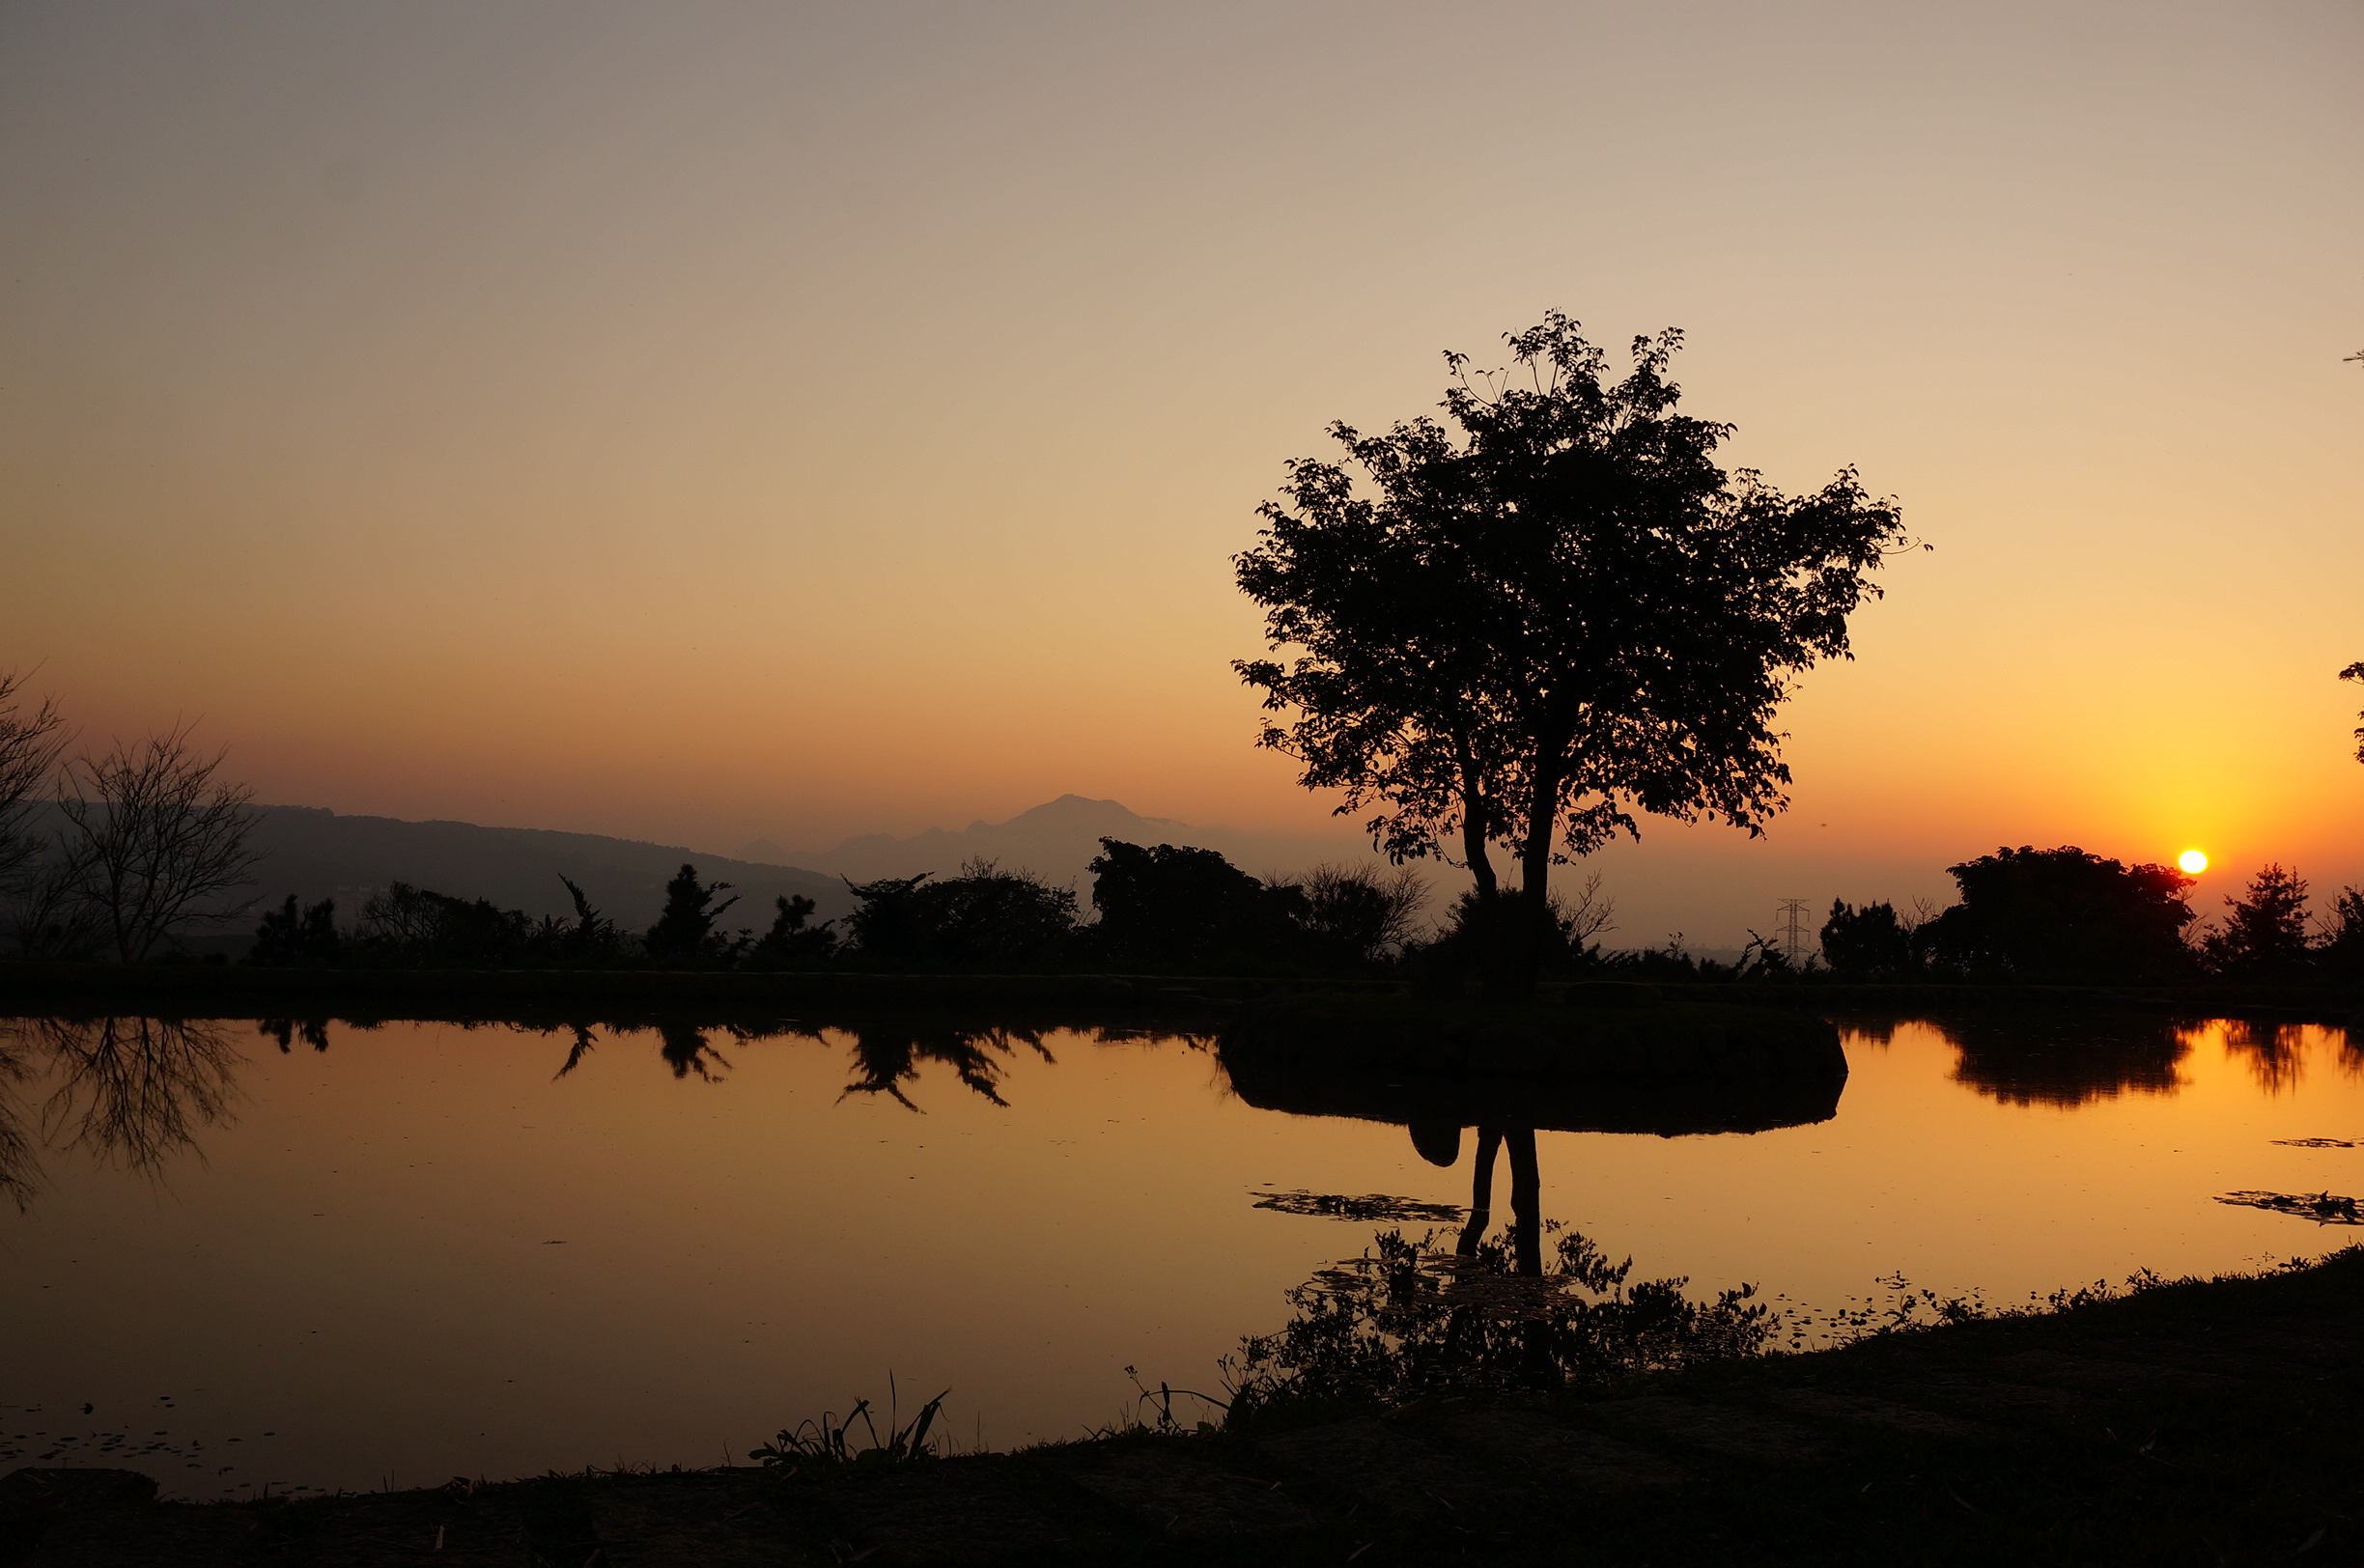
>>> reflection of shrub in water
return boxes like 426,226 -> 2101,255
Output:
842,1025 -> 1054,1109
1939,1014 -> 2190,1106
1224,1224 -> 1769,1420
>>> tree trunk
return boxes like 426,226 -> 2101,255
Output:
1482,753 -> 1563,999
1454,736 -> 1497,899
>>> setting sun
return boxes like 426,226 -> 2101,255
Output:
2179,849 -> 2209,874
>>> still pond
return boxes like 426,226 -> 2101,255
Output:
2,1008 -> 2357,1497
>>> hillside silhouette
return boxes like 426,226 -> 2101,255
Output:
212,806 -> 850,938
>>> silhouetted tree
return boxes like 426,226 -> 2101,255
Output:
844,859 -> 1076,966
1236,314 -> 1909,994
2343,661 -> 2363,765
2200,864 -> 2315,980
644,863 -> 740,962
1293,862 -> 1427,967
749,893 -> 838,966
358,882 -> 535,966
2318,886 -> 2364,981
1430,873 -> 1617,976
551,874 -> 633,963
56,724 -> 259,962
1085,838 -> 1300,968
1819,899 -> 1914,976
1919,846 -> 2194,979
248,895 -> 343,966
0,671 -> 69,897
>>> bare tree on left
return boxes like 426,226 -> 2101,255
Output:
55,722 -> 260,962
0,670 -> 70,895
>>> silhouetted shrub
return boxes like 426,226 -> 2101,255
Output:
644,863 -> 743,963
845,858 -> 1076,966
1291,862 -> 1427,967
1918,846 -> 2194,980
2199,864 -> 2315,981
2318,887 -> 2364,981
357,881 -> 538,966
1818,898 -> 1914,976
1085,838 -> 1301,968
247,895 -> 342,966
748,893 -> 839,967
553,874 -> 634,964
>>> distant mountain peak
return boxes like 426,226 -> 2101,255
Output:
765,796 -> 1341,888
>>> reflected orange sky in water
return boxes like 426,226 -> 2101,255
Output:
5,1015 -> 2359,1494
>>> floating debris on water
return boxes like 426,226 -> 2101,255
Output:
2215,1190 -> 2363,1224
1251,1190 -> 1464,1223
2271,1137 -> 2360,1149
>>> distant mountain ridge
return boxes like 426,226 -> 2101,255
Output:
739,794 -> 1367,893
230,806 -> 852,931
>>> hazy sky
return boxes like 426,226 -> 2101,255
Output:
3,1 -> 2358,941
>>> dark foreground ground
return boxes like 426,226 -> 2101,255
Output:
8,1249 -> 2360,1568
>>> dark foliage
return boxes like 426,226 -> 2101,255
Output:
844,858 -> 1077,966
1084,838 -> 1302,968
1235,313 -> 1910,994
2343,660 -> 2363,765
1226,1222 -> 1771,1419
2200,864 -> 2315,981
1819,898 -> 1915,976
2318,886 -> 2364,981
1918,846 -> 2194,979
644,863 -> 742,962
747,893 -> 839,966
248,895 -> 342,966
1293,862 -> 1427,967
358,881 -> 540,966
553,875 -> 634,963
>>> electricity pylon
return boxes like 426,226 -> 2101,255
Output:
1776,898 -> 1813,967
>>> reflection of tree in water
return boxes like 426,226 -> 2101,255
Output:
0,1017 -> 243,1210
2198,1019 -> 2315,1095
656,1021 -> 734,1081
1833,1017 -> 1903,1050
841,1025 -> 1055,1108
1228,1119 -> 1769,1416
1931,1014 -> 2191,1106
542,1019 -> 1187,1107
257,1018 -> 331,1052
0,1028 -> 37,1211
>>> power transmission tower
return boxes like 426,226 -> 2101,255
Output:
1776,898 -> 1813,967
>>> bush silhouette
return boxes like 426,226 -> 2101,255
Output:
645,863 -> 741,962
1818,899 -> 1915,976
844,858 -> 1076,966
1919,846 -> 2194,979
1085,838 -> 1299,968
248,895 -> 342,966
2201,865 -> 2316,980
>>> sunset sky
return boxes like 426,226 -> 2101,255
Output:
3,1 -> 2357,943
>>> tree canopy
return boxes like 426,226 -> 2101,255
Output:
1234,313 -> 1909,989
1920,846 -> 2194,979
2342,661 -> 2363,764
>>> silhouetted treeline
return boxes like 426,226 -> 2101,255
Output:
1812,847 -> 2364,984
238,839 -> 1431,976
188,831 -> 2364,990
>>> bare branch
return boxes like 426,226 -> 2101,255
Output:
56,723 -> 259,962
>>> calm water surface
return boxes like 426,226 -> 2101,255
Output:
2,1010 -> 2357,1497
